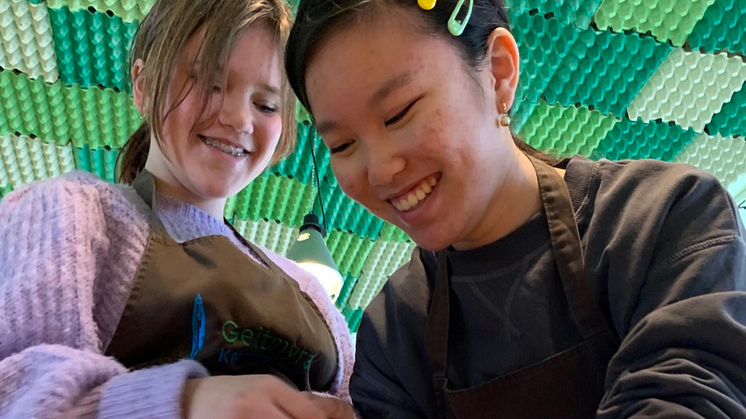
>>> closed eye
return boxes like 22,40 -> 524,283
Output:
329,141 -> 353,155
385,99 -> 418,127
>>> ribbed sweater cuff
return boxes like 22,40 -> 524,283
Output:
99,360 -> 209,419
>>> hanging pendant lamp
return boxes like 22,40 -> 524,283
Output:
287,213 -> 343,302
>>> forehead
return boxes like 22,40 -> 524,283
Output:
305,14 -> 456,107
181,24 -> 282,84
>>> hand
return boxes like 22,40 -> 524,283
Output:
302,392 -> 355,419
182,374 -> 354,419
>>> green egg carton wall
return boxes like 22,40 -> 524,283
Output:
1,0 -> 745,331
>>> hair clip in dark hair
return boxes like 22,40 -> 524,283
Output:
448,0 -> 473,36
417,0 -> 436,10
418,0 -> 472,36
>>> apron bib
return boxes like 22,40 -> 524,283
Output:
105,170 -> 339,391
425,156 -> 619,418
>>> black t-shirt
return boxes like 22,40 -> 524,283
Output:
350,156 -> 746,418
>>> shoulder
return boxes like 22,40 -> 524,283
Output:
0,171 -> 148,245
570,157 -> 742,238
2,171 -> 131,210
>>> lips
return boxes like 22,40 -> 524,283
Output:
390,175 -> 439,212
199,135 -> 248,157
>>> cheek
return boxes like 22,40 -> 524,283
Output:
260,117 -> 283,155
332,160 -> 369,203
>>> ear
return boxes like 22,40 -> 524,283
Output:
132,58 -> 148,115
486,28 -> 520,111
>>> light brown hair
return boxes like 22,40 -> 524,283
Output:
118,0 -> 295,184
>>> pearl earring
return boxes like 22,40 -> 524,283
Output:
500,101 -> 511,127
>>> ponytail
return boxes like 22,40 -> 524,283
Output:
117,122 -> 151,184
512,134 -> 561,166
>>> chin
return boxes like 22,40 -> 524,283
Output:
197,180 -> 244,201
406,230 -> 453,252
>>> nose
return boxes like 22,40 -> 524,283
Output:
366,141 -> 406,186
219,92 -> 254,135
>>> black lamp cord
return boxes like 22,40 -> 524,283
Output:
309,125 -> 327,231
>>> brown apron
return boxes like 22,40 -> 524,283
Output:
425,156 -> 619,418
105,170 -> 339,391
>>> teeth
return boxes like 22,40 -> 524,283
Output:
392,176 -> 439,213
201,136 -> 246,157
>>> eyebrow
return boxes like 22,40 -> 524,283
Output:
222,68 -> 280,97
316,71 -> 415,136
257,83 -> 281,96
368,70 -> 415,107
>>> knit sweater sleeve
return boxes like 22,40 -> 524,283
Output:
0,173 -> 208,419
259,247 -> 355,402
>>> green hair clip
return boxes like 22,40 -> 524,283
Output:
417,0 -> 473,36
448,0 -> 473,36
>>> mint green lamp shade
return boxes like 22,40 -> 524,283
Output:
287,213 -> 344,302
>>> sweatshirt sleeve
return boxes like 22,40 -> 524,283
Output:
597,166 -> 746,418
259,247 -> 356,402
0,174 -> 208,419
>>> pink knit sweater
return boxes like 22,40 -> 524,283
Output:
0,171 -> 354,418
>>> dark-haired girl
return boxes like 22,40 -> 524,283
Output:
285,0 -> 746,417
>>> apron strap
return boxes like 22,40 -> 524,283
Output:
117,170 -> 168,234
425,155 -> 611,418
528,156 -> 607,339
426,251 -> 452,419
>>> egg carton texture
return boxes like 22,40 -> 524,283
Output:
688,0 -> 746,55
0,69 -> 140,148
510,12 -> 580,132
505,0 -> 604,28
47,0 -> 154,23
543,25 -> 672,117
270,123 -> 333,186
0,0 -> 59,83
0,183 -> 11,199
318,179 -> 385,240
225,172 -> 313,227
707,80 -> 746,139
378,221 -> 410,242
675,133 -> 746,191
335,273 -> 359,310
232,217 -> 298,256
346,306 -> 364,333
627,48 -> 746,133
592,0 -> 717,47
49,6 -> 137,92
0,133 -> 74,190
348,239 -> 415,310
593,116 -> 698,161
326,230 -> 375,278
74,144 -> 117,183
518,100 -> 618,158
0,68 -> 67,142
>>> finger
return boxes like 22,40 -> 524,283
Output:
246,405 -> 295,419
266,380 -> 327,419
309,397 -> 355,419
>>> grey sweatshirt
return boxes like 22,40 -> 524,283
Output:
350,156 -> 746,418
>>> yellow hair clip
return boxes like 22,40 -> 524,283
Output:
418,0 -> 436,10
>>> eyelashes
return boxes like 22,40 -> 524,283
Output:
385,99 -> 418,127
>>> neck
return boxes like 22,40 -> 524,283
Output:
452,148 -> 543,251
144,163 -> 227,220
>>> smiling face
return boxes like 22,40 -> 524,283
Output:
135,24 -> 283,215
306,12 -> 522,251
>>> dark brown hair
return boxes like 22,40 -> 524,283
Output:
284,0 -> 558,164
118,0 -> 296,184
